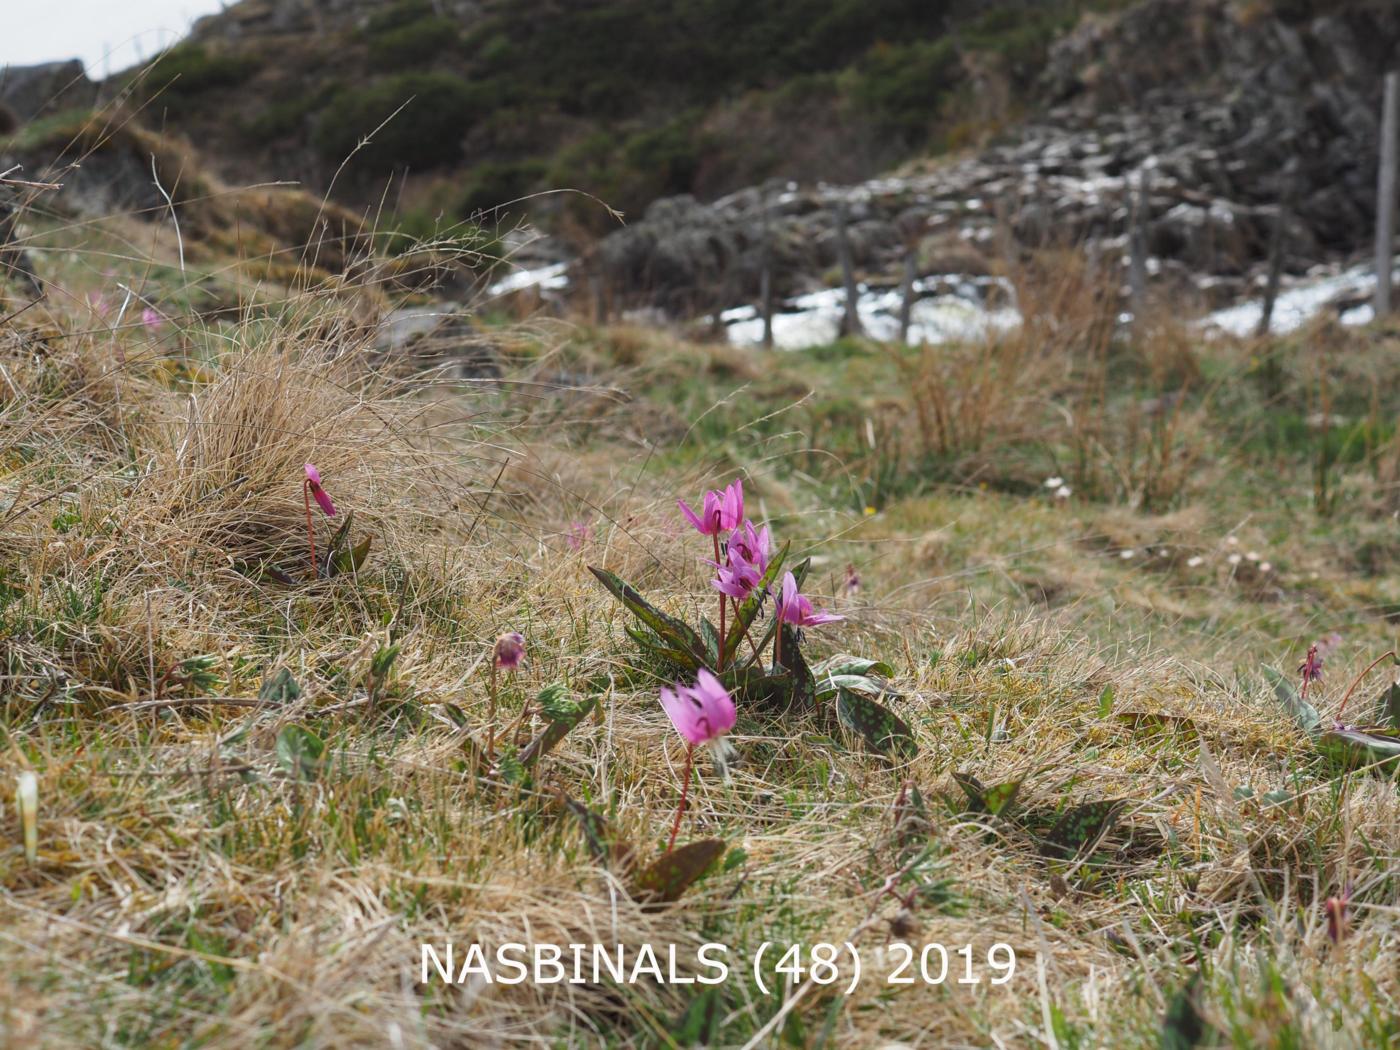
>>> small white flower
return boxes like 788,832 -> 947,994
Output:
1226,535 -> 1238,546
1120,549 -> 1136,559
1259,562 -> 1272,573
1045,476 -> 1064,488
1227,553 -> 1242,565
1055,485 -> 1071,499
1245,550 -> 1261,562
1187,555 -> 1204,567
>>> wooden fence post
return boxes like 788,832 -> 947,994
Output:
1257,160 -> 1297,338
760,197 -> 774,348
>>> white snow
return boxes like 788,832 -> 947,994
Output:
486,262 -> 570,298
1201,259 -> 1398,337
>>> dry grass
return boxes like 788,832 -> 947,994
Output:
2,205 -> 1400,1050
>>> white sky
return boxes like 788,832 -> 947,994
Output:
2,1 -> 230,79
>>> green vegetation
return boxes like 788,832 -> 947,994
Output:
311,72 -> 480,170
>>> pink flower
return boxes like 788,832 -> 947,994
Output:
711,520 -> 771,599
844,563 -> 861,595
678,479 -> 744,536
775,571 -> 844,630
493,631 -> 525,671
659,668 -> 737,752
303,463 -> 336,517
566,520 -> 591,551
141,306 -> 163,330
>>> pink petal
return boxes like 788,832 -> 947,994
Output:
312,487 -> 336,516
659,685 -> 706,745
304,463 -> 323,486
677,498 -> 707,534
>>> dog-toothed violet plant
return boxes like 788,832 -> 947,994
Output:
302,463 -> 336,577
488,632 -> 525,760
660,668 -> 736,851
679,479 -> 744,667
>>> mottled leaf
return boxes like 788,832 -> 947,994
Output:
623,623 -> 700,672
257,667 -> 301,705
1318,726 -> 1400,774
561,795 -> 636,873
836,688 -> 917,760
820,655 -> 896,679
952,771 -> 1023,815
631,838 -> 726,905
777,623 -> 816,709
1264,665 -> 1320,734
699,617 -> 721,666
590,566 -> 706,662
1042,799 -> 1126,858
331,535 -> 371,576
518,696 -> 598,769
275,724 -> 324,782
1375,678 -> 1400,732
1159,973 -> 1207,1050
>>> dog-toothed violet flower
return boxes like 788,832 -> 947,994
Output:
773,571 -> 843,669
304,463 -> 336,517
680,479 -> 744,668
775,572 -> 844,629
678,479 -> 744,536
487,631 -> 525,759
300,463 -> 337,579
659,668 -> 737,852
712,520 -> 771,599
493,631 -> 525,670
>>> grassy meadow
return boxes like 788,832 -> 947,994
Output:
1,196 -> 1399,1048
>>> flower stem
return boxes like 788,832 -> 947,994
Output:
1336,650 -> 1396,722
303,480 -> 318,579
731,596 -> 761,662
713,533 -> 727,670
487,660 -> 498,761
667,743 -> 695,854
774,615 -> 783,671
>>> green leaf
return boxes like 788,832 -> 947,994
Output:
777,623 -> 816,709
1375,678 -> 1400,732
332,535 -> 371,576
723,540 -> 788,665
370,644 -> 401,679
1041,800 -> 1126,858
820,655 -> 896,679
699,617 -> 721,667
275,724 -> 325,782
951,772 -> 1022,815
1317,727 -> 1400,774
257,667 -> 301,705
631,838 -> 726,905
518,697 -> 598,769
718,665 -> 794,710
672,986 -> 723,1044
819,673 -> 896,699
1097,684 -> 1115,718
589,566 -> 706,662
536,682 -> 580,722
835,688 -> 917,760
1264,665 -> 1320,734
1159,973 -> 1207,1050
624,623 -> 700,672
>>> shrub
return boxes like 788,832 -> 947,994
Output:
367,14 -> 460,69
312,73 -> 480,172
139,45 -> 260,115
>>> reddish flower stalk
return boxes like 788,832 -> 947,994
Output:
1325,883 -> 1352,945
1335,650 -> 1396,723
659,669 -> 736,852
302,463 -> 336,578
1298,644 -> 1323,699
668,744 -> 695,853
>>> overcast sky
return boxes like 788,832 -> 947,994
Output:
2,1 -> 230,78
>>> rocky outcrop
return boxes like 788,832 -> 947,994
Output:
0,61 -> 99,125
597,0 -> 1400,317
